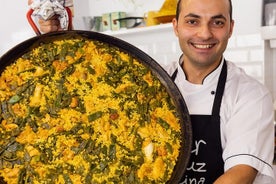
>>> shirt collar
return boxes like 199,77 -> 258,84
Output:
177,55 -> 225,84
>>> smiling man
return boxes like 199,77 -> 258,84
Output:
173,0 -> 233,84
163,0 -> 275,183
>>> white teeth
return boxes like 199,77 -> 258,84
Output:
193,44 -> 213,49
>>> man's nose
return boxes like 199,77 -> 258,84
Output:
197,25 -> 213,39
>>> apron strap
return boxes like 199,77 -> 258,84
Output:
212,60 -> 227,117
171,68 -> 178,81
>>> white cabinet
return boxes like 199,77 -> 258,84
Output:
261,0 -> 276,118
261,26 -> 276,104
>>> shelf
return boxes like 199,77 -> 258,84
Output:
260,26 -> 276,48
102,23 -> 173,37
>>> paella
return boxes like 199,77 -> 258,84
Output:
0,37 -> 184,184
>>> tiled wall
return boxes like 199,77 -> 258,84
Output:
107,24 -> 181,67
225,33 -> 264,82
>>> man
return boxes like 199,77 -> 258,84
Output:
164,0 -> 275,183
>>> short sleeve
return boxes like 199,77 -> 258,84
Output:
221,70 -> 275,183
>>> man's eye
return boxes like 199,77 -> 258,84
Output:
186,20 -> 197,25
213,20 -> 225,27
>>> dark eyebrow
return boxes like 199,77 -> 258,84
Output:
184,13 -> 200,19
184,13 -> 227,21
211,14 -> 227,20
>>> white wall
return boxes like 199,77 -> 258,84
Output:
1,1 -> 34,56
232,0 -> 263,35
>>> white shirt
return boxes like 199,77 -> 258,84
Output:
162,57 -> 275,183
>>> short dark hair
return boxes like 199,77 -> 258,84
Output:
175,0 -> 233,21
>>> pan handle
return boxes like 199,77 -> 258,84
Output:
26,7 -> 73,36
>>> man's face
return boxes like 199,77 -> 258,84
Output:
173,0 -> 234,67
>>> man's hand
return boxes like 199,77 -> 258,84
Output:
28,0 -> 63,33
37,15 -> 62,33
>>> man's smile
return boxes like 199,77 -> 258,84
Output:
191,43 -> 216,49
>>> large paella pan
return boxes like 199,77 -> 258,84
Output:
0,31 -> 192,184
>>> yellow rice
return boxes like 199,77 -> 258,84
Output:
0,38 -> 182,184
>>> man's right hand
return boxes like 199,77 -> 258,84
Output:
28,0 -> 62,33
37,15 -> 62,33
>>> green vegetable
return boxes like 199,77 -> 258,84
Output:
8,95 -> 21,104
88,111 -> 103,122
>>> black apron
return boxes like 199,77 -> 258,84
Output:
172,60 -> 227,184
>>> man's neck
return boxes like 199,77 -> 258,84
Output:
182,58 -> 222,84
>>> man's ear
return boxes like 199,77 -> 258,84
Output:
229,20 -> 235,38
172,18 -> 179,37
